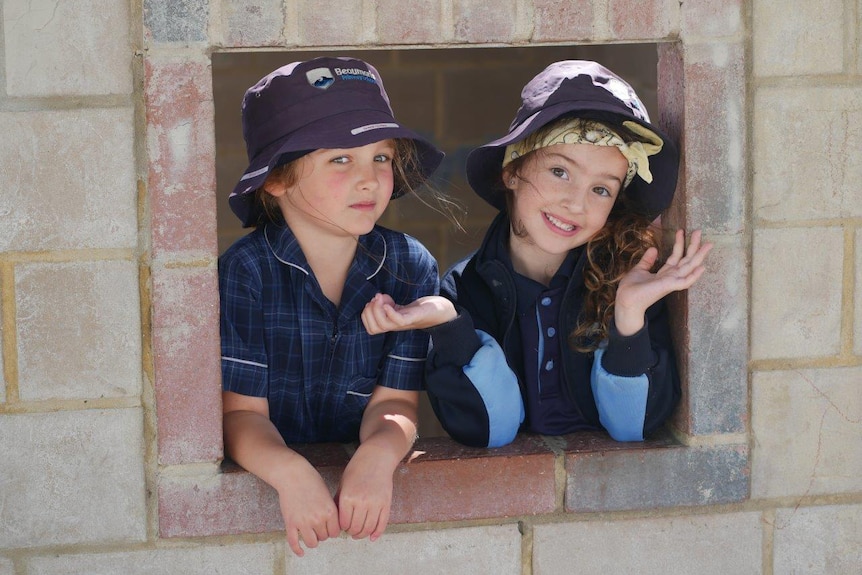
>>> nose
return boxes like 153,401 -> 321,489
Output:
559,186 -> 587,213
356,160 -> 380,190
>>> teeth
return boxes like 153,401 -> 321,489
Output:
545,213 -> 575,231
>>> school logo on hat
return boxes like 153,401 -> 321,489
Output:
306,68 -> 334,89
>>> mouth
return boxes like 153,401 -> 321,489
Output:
543,212 -> 578,233
351,202 -> 377,211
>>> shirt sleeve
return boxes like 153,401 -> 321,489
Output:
219,248 -> 269,398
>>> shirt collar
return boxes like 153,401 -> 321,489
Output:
263,223 -> 388,280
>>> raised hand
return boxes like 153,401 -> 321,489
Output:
361,293 -> 457,335
614,229 -> 712,336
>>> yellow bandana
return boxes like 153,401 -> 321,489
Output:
503,119 -> 663,187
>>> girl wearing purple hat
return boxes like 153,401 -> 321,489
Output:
363,60 -> 712,449
219,57 -> 445,556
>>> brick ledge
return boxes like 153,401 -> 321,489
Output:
158,431 -> 749,538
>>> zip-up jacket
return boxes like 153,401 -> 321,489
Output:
424,213 -> 681,448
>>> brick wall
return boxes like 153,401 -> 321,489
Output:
0,1 -> 860,574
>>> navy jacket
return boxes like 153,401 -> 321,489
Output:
424,213 -> 681,448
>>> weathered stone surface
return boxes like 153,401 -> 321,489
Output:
16,261 -> 141,401
0,109 -> 137,252
3,0 -> 132,96
0,409 -> 146,548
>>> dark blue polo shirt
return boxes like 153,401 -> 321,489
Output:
219,223 -> 437,444
510,248 -> 593,435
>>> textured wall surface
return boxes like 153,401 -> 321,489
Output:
1,0 -> 860,573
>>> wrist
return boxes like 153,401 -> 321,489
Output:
614,306 -> 646,336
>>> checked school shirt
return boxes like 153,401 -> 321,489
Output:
219,223 -> 438,444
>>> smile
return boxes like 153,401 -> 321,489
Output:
544,212 -> 577,232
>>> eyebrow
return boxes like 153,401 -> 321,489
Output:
544,150 -> 624,185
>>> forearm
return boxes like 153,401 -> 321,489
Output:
356,396 -> 418,472
223,410 -> 315,489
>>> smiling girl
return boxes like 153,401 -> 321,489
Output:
362,60 -> 712,448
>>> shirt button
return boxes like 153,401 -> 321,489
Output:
541,297 -> 552,306
545,360 -> 554,371
547,327 -> 556,337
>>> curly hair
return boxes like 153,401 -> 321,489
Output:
501,120 -> 664,352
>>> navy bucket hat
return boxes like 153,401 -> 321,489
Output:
230,56 -> 445,227
466,60 -> 679,219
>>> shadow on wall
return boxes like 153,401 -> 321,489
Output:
212,45 -> 659,437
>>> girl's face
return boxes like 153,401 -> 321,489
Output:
269,139 -> 396,239
507,143 -> 628,263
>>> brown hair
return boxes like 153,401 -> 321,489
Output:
501,125 -> 663,352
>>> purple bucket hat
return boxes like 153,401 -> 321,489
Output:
466,60 -> 679,219
230,56 -> 444,227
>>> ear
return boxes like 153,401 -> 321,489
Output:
262,177 -> 288,198
502,166 -> 516,190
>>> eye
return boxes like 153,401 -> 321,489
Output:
550,167 -> 569,180
330,155 -> 350,165
374,153 -> 393,163
592,186 -> 612,198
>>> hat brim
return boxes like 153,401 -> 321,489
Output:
229,109 -> 444,227
466,101 -> 679,219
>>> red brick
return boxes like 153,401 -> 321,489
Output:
153,324 -> 222,465
376,0 -> 443,44
453,0 -> 517,43
151,267 -> 219,330
532,0 -> 595,42
609,0 -> 675,40
391,435 -> 557,523
145,56 -> 218,259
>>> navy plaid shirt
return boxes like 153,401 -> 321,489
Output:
219,223 -> 438,444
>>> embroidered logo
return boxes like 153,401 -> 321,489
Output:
306,67 -> 335,89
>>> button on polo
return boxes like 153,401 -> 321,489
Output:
545,360 -> 554,371
541,297 -> 552,306
547,327 -> 556,337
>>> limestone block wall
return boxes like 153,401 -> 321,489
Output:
0,1 -> 859,574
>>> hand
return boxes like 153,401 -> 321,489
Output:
362,293 -> 457,335
336,444 -> 396,542
275,459 -> 341,557
614,229 -> 713,335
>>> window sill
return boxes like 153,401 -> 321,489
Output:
158,430 -> 749,538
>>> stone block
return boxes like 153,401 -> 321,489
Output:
565,439 -> 749,511
682,42 -> 746,234
681,0 -> 743,38
16,261 -> 141,401
144,0 -> 208,43
0,409 -> 146,548
753,0 -> 844,76
772,504 -> 862,574
151,265 -> 221,464
223,0 -> 285,47
533,511 -> 762,574
0,109 -> 137,252
3,0 -> 132,96
285,525 -> 522,575
453,0 -> 517,42
751,368 -> 862,499
751,228 -> 843,360
145,55 -> 218,260
678,237 -> 748,435
0,557 -> 12,575
608,0 -> 676,40
296,0 -> 365,46
754,86 -> 862,222
27,543 -> 276,575
376,0 -> 443,44
532,0 -> 594,42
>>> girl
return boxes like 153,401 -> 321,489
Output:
219,57 -> 444,556
362,60 -> 712,448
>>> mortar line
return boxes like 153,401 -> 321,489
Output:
840,226 -> 855,356
0,261 -> 19,403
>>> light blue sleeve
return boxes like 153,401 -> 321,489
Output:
590,346 -> 648,441
462,330 -> 525,448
